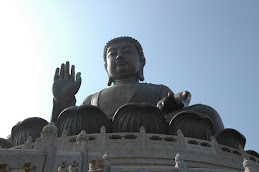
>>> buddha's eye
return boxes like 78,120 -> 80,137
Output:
124,50 -> 133,54
108,52 -> 117,57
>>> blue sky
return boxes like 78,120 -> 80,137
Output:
0,1 -> 258,152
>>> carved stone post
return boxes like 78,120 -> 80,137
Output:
34,122 -> 58,172
175,153 -> 188,172
177,130 -> 187,151
23,136 -> 32,149
103,152 -> 111,172
243,158 -> 256,172
239,145 -> 249,160
74,130 -> 89,172
100,126 -> 106,147
139,126 -> 146,147
58,130 -> 68,151
210,136 -> 221,155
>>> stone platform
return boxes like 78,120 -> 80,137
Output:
1,123 -> 258,172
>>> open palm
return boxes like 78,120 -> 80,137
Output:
52,61 -> 81,102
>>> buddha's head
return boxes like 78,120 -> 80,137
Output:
103,36 -> 146,86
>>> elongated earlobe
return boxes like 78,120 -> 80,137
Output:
138,57 -> 145,81
107,76 -> 113,86
138,69 -> 144,81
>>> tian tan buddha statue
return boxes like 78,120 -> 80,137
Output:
51,36 -> 230,142
1,36 -> 248,152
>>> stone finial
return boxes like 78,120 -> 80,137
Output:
103,152 -> 111,172
177,129 -> 184,137
74,130 -> 89,172
76,130 -> 88,143
101,126 -> 106,133
175,153 -> 183,162
23,136 -> 32,149
139,126 -> 146,147
140,126 -> 146,133
59,130 -> 68,151
243,158 -> 256,172
175,153 -> 188,172
61,130 -> 68,137
210,136 -> 221,155
41,122 -> 58,138
239,145 -> 249,159
103,152 -> 110,161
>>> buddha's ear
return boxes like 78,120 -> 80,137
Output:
104,63 -> 107,72
107,75 -> 113,86
138,57 -> 146,81
142,57 -> 146,67
104,63 -> 113,86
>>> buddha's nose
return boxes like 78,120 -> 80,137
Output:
116,50 -> 124,60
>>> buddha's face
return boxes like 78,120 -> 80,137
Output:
106,41 -> 140,80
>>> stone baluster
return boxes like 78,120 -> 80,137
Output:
23,136 -> 32,149
139,126 -> 146,147
74,130 -> 89,172
210,136 -> 221,155
68,161 -> 78,172
100,126 -> 106,148
103,152 -> 111,172
34,122 -> 58,172
175,153 -> 188,172
243,158 -> 256,172
57,162 -> 67,172
177,130 -> 187,151
58,130 -> 68,151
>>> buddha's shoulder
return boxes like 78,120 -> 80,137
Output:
82,90 -> 104,105
140,83 -> 171,91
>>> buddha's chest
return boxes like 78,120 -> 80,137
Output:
98,84 -> 140,117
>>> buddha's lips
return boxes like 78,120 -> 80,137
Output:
116,61 -> 127,66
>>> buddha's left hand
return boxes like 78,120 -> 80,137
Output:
157,91 -> 191,114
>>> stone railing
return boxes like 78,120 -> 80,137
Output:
2,124 -> 259,172
0,123 -> 88,172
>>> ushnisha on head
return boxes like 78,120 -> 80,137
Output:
103,36 -> 146,86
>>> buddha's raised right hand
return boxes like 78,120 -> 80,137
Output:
52,61 -> 81,107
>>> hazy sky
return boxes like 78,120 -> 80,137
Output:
0,1 -> 258,153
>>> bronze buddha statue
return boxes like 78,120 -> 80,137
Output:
51,36 -> 225,140
0,37 -> 250,149
51,37 -> 192,120
0,36 -> 248,150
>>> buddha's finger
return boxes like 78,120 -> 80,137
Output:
73,72 -> 82,92
76,72 -> 82,85
60,63 -> 65,79
54,68 -> 59,81
64,61 -> 70,79
71,65 -> 75,81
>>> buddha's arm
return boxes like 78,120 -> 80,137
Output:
51,62 -> 81,124
51,96 -> 76,124
82,94 -> 94,105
